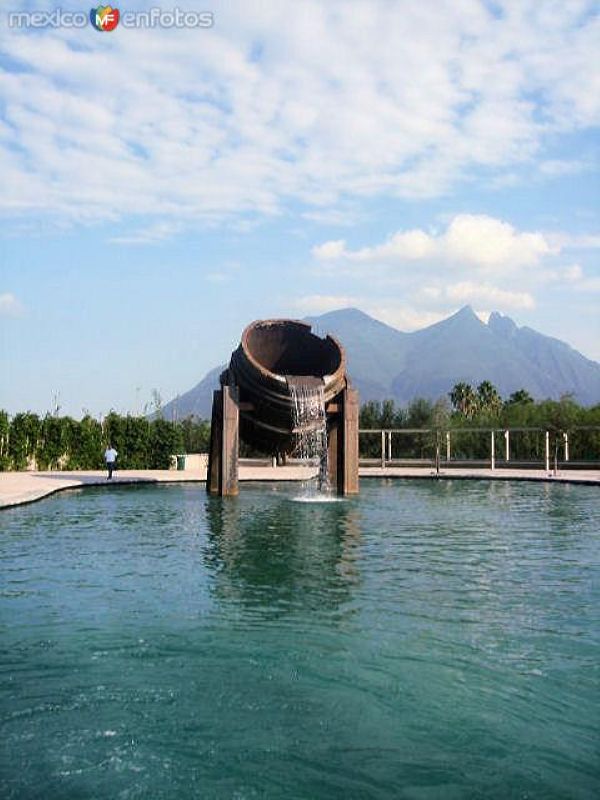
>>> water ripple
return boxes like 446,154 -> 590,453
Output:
1,480 -> 599,799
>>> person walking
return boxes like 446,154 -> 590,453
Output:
104,443 -> 118,480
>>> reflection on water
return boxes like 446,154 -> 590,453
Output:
204,487 -> 362,614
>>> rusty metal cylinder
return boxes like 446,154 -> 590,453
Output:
226,319 -> 347,452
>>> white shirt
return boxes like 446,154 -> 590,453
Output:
104,447 -> 118,463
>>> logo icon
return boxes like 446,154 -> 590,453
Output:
90,6 -> 120,31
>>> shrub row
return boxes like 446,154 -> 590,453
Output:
0,411 -> 210,471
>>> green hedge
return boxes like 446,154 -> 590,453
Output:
0,412 -> 210,471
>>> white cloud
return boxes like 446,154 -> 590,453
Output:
364,305 -> 447,332
574,277 -> 600,293
563,264 -> 584,282
538,159 -> 588,177
313,214 -> 555,271
350,229 -> 437,262
563,234 -> 600,249
0,1 -> 598,230
0,292 -> 24,317
541,263 -> 600,288
445,281 -> 535,310
293,294 -> 358,314
312,240 -> 347,260
109,222 -> 183,245
301,208 -> 359,227
419,281 -> 535,311
443,215 -> 553,269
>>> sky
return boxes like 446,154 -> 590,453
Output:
1,0 -> 599,418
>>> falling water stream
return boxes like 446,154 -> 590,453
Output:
288,379 -> 332,497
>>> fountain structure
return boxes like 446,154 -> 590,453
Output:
207,319 -> 359,497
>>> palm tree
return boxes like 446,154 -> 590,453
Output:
449,382 -> 478,418
506,388 -> 534,405
477,381 -> 502,416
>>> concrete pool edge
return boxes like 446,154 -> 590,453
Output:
360,468 -> 600,487
1,466 -> 599,509
0,467 -> 316,510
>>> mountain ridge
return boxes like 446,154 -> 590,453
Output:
161,306 -> 600,419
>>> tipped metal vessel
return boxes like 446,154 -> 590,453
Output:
225,319 -> 347,452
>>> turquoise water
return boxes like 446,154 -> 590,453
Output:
1,480 -> 598,799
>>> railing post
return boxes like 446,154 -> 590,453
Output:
446,431 -> 451,461
387,430 -> 392,462
545,431 -> 550,472
563,432 -> 569,462
381,430 -> 386,468
491,430 -> 495,470
505,429 -> 510,462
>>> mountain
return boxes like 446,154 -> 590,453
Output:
161,306 -> 600,419
163,364 -> 225,421
307,308 -> 411,401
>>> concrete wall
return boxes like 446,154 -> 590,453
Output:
170,453 -> 209,471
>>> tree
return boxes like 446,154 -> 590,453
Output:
538,394 -> 580,471
150,389 -> 163,419
449,382 -> 478,418
180,416 -> 210,453
359,401 -> 384,457
9,413 -> 41,470
404,398 -> 434,459
67,415 -> 103,469
430,398 -> 450,474
359,401 -> 381,430
477,380 -> 502,417
37,415 -> 71,470
123,415 -> 151,469
149,418 -> 183,469
506,389 -> 534,406
0,410 -> 9,471
379,399 -> 396,429
406,398 -> 433,428
103,411 -> 127,464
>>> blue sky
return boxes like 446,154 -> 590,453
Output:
1,0 -> 599,417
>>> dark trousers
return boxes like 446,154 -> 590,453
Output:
106,461 -> 115,479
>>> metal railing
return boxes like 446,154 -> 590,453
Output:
358,427 -> 600,471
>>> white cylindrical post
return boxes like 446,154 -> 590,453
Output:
545,431 -> 550,472
446,431 -> 451,461
491,430 -> 495,470
505,429 -> 510,462
563,432 -> 569,462
381,430 -> 386,468
387,431 -> 392,462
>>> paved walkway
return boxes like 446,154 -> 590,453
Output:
1,466 -> 598,509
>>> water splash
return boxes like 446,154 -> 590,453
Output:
290,494 -> 344,504
289,379 -> 331,496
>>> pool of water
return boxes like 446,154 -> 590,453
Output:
1,480 -> 598,799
